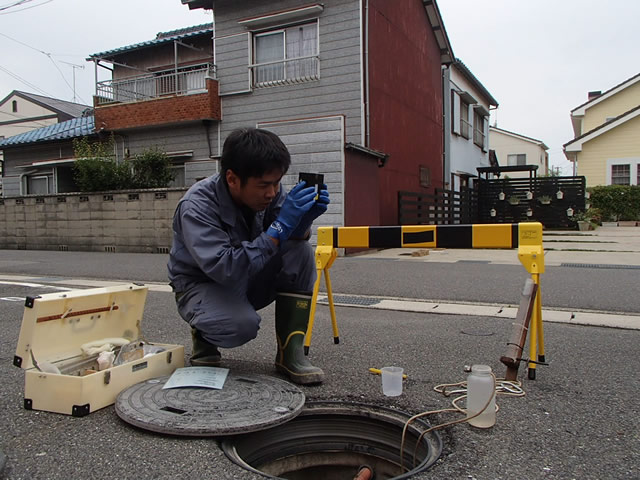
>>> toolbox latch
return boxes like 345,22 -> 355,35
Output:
24,296 -> 41,308
72,404 -> 91,417
103,371 -> 111,385
167,351 -> 173,364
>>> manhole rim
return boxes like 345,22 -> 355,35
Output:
221,400 -> 443,480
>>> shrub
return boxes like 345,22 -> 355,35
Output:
588,185 -> 640,221
130,148 -> 175,189
73,137 -> 175,192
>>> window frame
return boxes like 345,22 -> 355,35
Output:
459,100 -> 471,139
611,164 -> 630,185
507,154 -> 527,166
251,20 -> 320,88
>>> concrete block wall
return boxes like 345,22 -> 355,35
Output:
0,188 -> 188,253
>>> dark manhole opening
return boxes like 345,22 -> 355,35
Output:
221,401 -> 442,480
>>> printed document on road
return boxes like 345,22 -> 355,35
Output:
162,366 -> 229,390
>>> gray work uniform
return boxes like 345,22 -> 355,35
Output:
167,174 -> 316,348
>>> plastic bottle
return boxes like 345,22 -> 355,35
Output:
466,364 -> 496,428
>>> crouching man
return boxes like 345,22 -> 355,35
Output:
168,127 -> 329,385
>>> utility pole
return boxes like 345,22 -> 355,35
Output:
60,60 -> 85,103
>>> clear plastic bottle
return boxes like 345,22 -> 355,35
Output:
466,365 -> 496,428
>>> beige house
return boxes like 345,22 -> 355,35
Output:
0,91 -> 89,189
564,73 -> 640,186
489,126 -> 549,178
0,91 -> 88,138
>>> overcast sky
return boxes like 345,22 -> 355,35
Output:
1,0 -> 639,175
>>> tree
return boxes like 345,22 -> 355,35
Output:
130,148 -> 175,189
72,137 -> 175,191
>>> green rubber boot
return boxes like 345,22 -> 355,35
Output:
190,328 -> 222,366
275,293 -> 325,385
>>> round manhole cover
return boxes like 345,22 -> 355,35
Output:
115,373 -> 305,436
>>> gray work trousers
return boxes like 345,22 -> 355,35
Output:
174,239 -> 316,348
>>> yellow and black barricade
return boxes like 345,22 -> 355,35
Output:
307,222 -> 546,379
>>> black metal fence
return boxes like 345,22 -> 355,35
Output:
477,176 -> 586,228
398,176 -> 586,229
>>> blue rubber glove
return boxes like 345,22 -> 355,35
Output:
266,182 -> 317,242
291,184 -> 330,238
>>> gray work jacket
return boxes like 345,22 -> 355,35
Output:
167,174 -> 283,292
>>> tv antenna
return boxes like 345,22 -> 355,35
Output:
59,60 -> 85,103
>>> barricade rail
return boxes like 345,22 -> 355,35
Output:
308,222 -> 546,379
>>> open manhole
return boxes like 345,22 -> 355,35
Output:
221,401 -> 442,479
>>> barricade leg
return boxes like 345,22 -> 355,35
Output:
305,246 -> 338,355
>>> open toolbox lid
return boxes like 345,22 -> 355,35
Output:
14,283 -> 148,370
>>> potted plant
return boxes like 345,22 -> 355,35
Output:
508,195 -> 520,206
573,208 -> 602,231
538,195 -> 552,205
573,211 -> 591,231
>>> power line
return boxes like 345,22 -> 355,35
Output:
0,64 -> 53,96
0,0 -> 52,14
0,31 -> 87,103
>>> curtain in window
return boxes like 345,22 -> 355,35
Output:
286,24 -> 317,80
256,32 -> 284,83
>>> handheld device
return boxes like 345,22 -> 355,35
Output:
298,172 -> 324,192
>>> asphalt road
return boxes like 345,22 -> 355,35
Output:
1,248 -> 639,479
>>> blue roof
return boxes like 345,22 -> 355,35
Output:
0,115 -> 95,148
89,23 -> 213,59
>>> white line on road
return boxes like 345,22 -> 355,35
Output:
1,275 -> 637,330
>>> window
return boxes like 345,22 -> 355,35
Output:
473,110 -> 486,149
27,175 -> 49,194
419,165 -> 431,187
507,154 -> 526,166
253,22 -> 318,87
460,101 -> 471,139
611,164 -> 630,185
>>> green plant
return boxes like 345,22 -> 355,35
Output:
538,195 -> 552,205
72,135 -> 127,192
588,185 -> 640,221
130,148 -> 175,189
572,207 -> 602,227
73,138 -> 175,192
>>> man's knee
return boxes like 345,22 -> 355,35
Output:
196,306 -> 261,348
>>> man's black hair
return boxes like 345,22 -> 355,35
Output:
221,128 -> 291,184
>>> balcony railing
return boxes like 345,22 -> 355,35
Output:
249,55 -> 319,88
96,63 -> 215,105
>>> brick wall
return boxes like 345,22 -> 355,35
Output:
94,79 -> 221,130
0,188 -> 188,253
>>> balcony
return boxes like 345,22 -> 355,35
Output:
250,55 -> 320,88
94,63 -> 221,130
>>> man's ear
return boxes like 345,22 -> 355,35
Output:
226,169 -> 240,189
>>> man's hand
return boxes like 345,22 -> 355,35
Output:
291,184 -> 330,239
266,182 -> 317,242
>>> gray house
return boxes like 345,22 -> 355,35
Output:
3,0 -> 455,230
93,0 -> 453,227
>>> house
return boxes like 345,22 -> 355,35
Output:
443,59 -> 498,190
2,0 -> 455,230
489,126 -> 549,178
0,91 -> 89,194
0,90 -> 89,139
88,23 -> 219,188
0,115 -> 96,196
87,0 -> 454,227
563,72 -> 640,186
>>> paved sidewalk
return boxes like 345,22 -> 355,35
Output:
359,226 -> 640,266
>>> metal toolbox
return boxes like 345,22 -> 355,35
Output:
14,283 -> 184,416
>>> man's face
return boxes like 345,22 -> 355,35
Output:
226,169 -> 283,212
